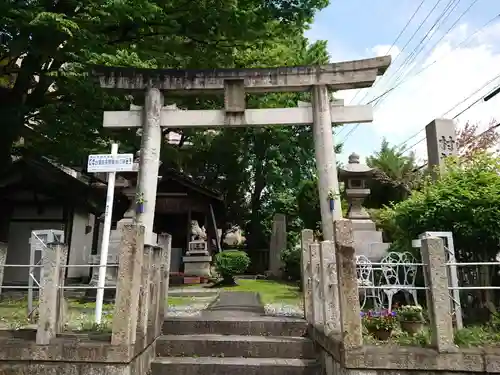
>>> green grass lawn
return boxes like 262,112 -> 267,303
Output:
0,295 -> 212,329
221,279 -> 302,305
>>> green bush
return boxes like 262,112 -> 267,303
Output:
281,246 -> 301,282
214,250 -> 250,284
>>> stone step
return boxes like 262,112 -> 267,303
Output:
156,334 -> 317,359
162,316 -> 307,337
151,357 -> 321,375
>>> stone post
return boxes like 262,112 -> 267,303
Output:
334,219 -> 362,349
312,85 -> 342,241
111,224 -> 145,346
0,242 -> 7,296
319,240 -> 340,334
137,244 -> 153,347
421,237 -> 456,352
309,243 -> 324,330
149,245 -> 163,341
269,214 -> 286,278
301,230 -> 314,324
425,118 -> 457,174
36,242 -> 64,345
136,87 -> 163,245
56,244 -> 68,334
158,233 -> 172,324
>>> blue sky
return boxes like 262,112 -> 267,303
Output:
306,0 -> 500,163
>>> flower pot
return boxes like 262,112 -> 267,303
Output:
329,199 -> 335,211
136,203 -> 144,214
368,327 -> 392,340
400,321 -> 424,335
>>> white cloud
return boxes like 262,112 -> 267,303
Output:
335,21 -> 500,159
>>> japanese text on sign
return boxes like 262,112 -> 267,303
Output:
87,153 -> 135,173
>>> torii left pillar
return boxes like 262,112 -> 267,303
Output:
136,88 -> 163,245
312,85 -> 342,241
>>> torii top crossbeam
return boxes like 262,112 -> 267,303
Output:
91,56 -> 391,92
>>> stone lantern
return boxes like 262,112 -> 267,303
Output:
339,152 -> 374,220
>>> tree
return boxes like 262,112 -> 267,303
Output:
456,120 -> 500,160
364,138 -> 422,208
0,0 -> 329,169
377,153 -> 500,312
378,152 -> 500,264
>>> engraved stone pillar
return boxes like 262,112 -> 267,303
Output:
319,240 -> 340,334
36,242 -> 64,344
309,243 -> 324,330
334,219 -> 362,349
137,244 -> 153,347
149,245 -> 163,342
0,242 -> 7,296
301,230 -> 314,323
57,244 -> 68,334
421,237 -> 456,352
111,224 -> 145,346
269,214 -> 286,278
158,233 -> 172,323
426,118 -> 457,175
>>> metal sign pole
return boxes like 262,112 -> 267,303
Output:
94,143 -> 118,324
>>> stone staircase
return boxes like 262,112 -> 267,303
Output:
152,316 -> 322,375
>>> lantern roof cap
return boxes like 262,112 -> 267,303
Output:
340,152 -> 373,176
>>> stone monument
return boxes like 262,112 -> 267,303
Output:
339,153 -> 390,261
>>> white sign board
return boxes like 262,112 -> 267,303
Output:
87,153 -> 135,173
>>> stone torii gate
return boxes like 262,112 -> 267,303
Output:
92,56 -> 391,246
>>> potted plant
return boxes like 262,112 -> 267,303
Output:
362,309 -> 398,340
135,192 -> 145,214
397,305 -> 425,334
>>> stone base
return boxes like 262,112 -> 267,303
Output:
183,256 -> 212,277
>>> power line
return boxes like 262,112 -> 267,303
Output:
345,0 -> 428,108
337,0 -> 428,138
341,0 -> 455,142
397,72 -> 500,155
378,0 -> 459,98
411,121 -> 500,172
388,0 -> 479,94
374,13 -> 500,149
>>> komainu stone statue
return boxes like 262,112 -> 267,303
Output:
191,220 -> 207,241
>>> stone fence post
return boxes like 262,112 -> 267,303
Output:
149,245 -> 164,341
158,233 -> 172,325
301,230 -> 314,324
36,242 -> 67,345
111,224 -> 145,346
309,243 -> 324,330
137,244 -> 153,348
334,219 -> 362,349
319,240 -> 339,334
421,237 -> 456,352
0,242 -> 7,296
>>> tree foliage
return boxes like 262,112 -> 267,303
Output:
456,120 -> 500,160
0,0 -> 329,169
377,153 -> 500,264
365,138 -> 423,208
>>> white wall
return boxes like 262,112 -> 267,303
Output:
4,204 -> 65,285
67,210 -> 94,280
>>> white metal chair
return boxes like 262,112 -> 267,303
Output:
378,251 -> 418,311
356,255 -> 381,309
